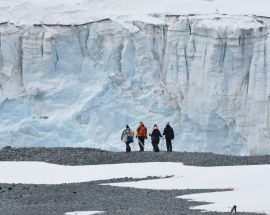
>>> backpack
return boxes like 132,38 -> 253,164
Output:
127,135 -> 134,144
139,126 -> 146,137
126,129 -> 134,143
151,129 -> 160,142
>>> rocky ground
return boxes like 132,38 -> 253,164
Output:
0,147 -> 268,215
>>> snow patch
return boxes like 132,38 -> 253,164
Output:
0,161 -> 269,214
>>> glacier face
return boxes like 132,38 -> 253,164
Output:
0,15 -> 269,155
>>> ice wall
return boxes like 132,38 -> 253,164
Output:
0,15 -> 269,155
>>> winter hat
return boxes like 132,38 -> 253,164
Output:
167,122 -> 170,125
154,124 -> 158,128
126,125 -> 130,129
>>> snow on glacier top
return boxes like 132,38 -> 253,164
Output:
0,0 -> 270,25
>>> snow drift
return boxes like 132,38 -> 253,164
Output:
0,10 -> 270,155
0,161 -> 270,214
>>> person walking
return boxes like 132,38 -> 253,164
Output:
136,122 -> 147,151
149,124 -> 162,152
121,125 -> 134,152
163,122 -> 174,152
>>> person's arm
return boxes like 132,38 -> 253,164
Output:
136,127 -> 139,138
159,130 -> 162,137
121,130 -> 125,140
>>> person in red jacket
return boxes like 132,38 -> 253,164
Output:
136,122 -> 147,151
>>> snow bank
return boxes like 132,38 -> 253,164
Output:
109,164 -> 270,214
0,161 -> 269,214
0,161 -> 179,184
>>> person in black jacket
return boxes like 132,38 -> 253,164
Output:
149,124 -> 162,152
163,122 -> 174,152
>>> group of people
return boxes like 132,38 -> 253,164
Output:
121,122 -> 174,152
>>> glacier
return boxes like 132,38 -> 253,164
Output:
0,14 -> 270,155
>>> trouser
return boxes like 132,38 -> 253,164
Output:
166,139 -> 172,152
152,141 -> 160,152
138,137 -> 145,151
126,142 -> 131,152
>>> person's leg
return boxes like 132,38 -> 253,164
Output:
138,137 -> 144,151
168,139 -> 172,152
141,138 -> 145,151
152,142 -> 156,152
166,139 -> 170,151
156,141 -> 160,152
151,141 -> 155,151
126,142 -> 131,152
138,137 -> 142,151
153,142 -> 159,152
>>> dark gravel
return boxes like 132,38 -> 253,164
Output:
0,147 -> 267,215
0,147 -> 270,166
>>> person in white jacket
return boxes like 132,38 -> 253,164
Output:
121,125 -> 134,152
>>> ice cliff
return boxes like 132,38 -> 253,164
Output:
0,14 -> 269,155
